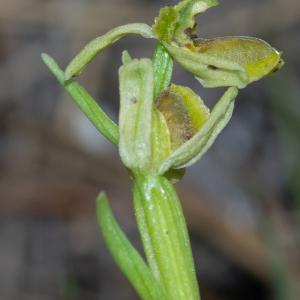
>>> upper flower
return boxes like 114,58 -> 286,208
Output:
152,0 -> 284,88
51,0 -> 284,178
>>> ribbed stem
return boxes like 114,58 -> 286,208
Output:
133,174 -> 200,300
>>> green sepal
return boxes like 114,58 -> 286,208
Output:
118,58 -> 154,172
157,84 -> 210,150
97,193 -> 168,300
193,36 -> 284,85
152,7 -> 179,43
41,53 -> 119,145
174,0 -> 219,44
65,23 -> 153,79
159,87 -> 238,173
164,43 -> 248,88
164,36 -> 283,88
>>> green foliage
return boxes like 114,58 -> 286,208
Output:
97,193 -> 168,300
41,53 -> 118,145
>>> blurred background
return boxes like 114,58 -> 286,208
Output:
0,0 -> 299,299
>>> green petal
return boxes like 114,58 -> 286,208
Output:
174,0 -> 219,44
164,36 -> 283,88
152,7 -> 179,43
118,58 -> 154,172
194,36 -> 284,84
164,43 -> 249,88
97,193 -> 168,300
65,23 -> 153,79
159,87 -> 238,173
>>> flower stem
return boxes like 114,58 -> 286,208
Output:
133,174 -> 200,300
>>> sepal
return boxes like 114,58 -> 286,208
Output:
119,57 -> 154,172
65,23 -> 153,79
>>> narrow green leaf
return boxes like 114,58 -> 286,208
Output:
152,43 -> 173,99
97,193 -> 167,300
118,58 -> 154,171
159,87 -> 238,172
65,23 -> 154,79
41,53 -> 119,145
133,175 -> 200,300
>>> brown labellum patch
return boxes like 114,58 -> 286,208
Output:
156,90 -> 195,150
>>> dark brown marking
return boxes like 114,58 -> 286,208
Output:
131,97 -> 138,104
207,64 -> 218,71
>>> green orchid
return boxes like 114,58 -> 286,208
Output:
42,1 -> 283,299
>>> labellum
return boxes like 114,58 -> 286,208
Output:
157,84 -> 210,150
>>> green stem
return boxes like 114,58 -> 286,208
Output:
133,174 -> 200,300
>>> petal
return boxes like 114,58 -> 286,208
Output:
164,36 -> 283,88
164,42 -> 248,88
152,6 -> 179,43
174,0 -> 219,44
194,36 -> 284,84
